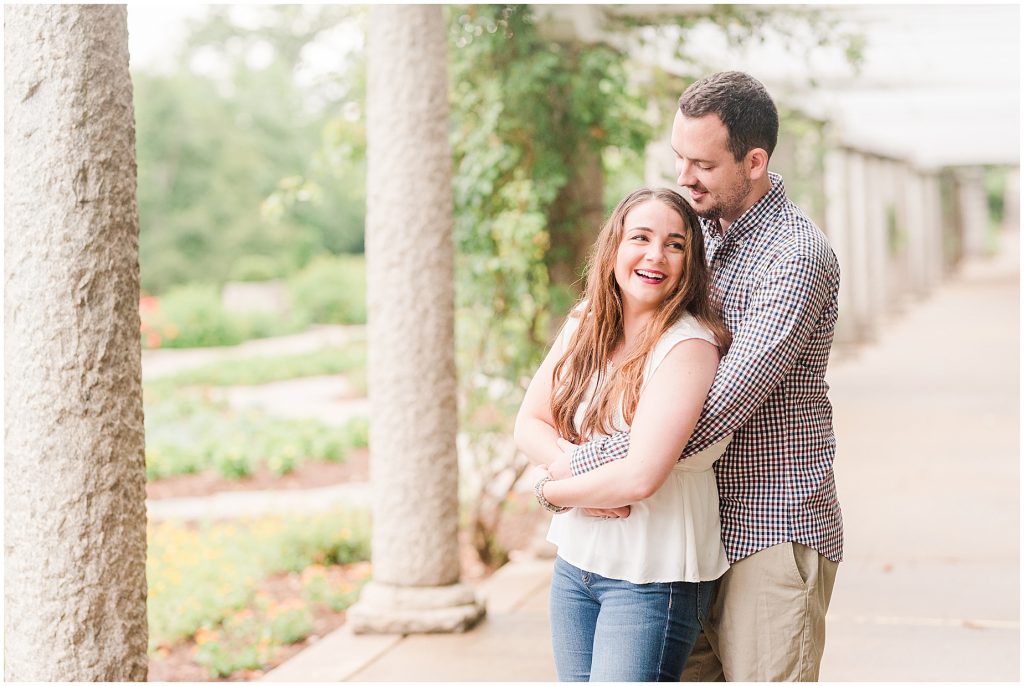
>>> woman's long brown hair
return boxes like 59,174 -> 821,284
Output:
550,187 -> 731,443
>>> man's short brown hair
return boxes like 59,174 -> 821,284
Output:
678,71 -> 779,162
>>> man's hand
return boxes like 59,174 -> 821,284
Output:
551,437 -> 630,518
581,506 -> 631,519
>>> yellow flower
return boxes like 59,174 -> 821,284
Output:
194,627 -> 219,646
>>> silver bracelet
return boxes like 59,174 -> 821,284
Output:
534,475 -> 570,514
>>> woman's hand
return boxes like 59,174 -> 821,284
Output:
547,438 -> 576,480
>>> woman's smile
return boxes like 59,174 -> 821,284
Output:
634,268 -> 667,285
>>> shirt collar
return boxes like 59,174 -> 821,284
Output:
700,171 -> 786,244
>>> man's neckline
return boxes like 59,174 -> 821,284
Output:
703,172 -> 786,243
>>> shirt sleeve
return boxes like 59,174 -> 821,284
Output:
569,430 -> 631,476
682,252 -> 838,456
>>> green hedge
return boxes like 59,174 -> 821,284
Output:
287,254 -> 367,325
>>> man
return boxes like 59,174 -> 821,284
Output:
550,71 -> 843,681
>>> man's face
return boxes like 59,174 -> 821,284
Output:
670,111 -> 752,225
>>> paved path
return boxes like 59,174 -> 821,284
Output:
263,237 -> 1020,682
821,237 -> 1019,680
146,482 -> 371,523
142,324 -> 364,379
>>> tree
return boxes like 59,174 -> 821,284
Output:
133,5 -> 368,294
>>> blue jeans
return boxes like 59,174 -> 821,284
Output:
549,556 -> 716,682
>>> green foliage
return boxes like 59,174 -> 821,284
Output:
143,391 -> 363,481
144,344 -> 367,394
139,254 -> 369,350
300,565 -> 363,612
147,509 -> 371,653
188,569 -> 363,678
133,6 -> 368,295
340,416 -> 369,450
446,5 -> 654,565
448,5 -> 651,409
229,255 -> 289,282
985,166 -> 1008,224
287,254 -> 368,325
139,284 -> 305,349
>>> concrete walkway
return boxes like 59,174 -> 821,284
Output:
262,241 -> 1019,682
146,482 -> 371,523
142,324 -> 364,379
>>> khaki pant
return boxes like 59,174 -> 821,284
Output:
682,542 -> 839,682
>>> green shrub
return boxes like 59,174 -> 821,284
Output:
140,283 -> 306,350
229,254 -> 288,282
341,416 -> 369,451
287,254 -> 367,325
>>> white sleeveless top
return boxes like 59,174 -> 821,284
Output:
546,312 -> 732,584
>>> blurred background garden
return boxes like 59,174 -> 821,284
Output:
123,4 -> 1017,680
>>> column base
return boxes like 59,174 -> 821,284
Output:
347,580 -> 486,634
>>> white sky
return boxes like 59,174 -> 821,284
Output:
127,4 -> 206,72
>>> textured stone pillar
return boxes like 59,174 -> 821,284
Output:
863,155 -> 889,320
886,161 -> 912,309
824,148 -> 861,343
348,4 -> 485,634
923,173 -> 944,287
905,169 -> 930,297
846,150 -> 875,340
958,167 -> 990,257
4,5 -> 147,680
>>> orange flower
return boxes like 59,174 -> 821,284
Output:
194,627 -> 219,646
139,295 -> 160,313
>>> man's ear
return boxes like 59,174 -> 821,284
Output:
746,148 -> 769,181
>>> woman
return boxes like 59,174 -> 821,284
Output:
514,187 -> 733,682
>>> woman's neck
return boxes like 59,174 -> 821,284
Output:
617,302 -> 655,357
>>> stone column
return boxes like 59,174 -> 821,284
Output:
348,4 -> 485,634
905,169 -> 930,298
824,147 -> 861,343
4,5 -> 147,680
846,150 -> 875,340
923,173 -> 944,287
863,155 -> 890,320
886,161 -> 912,310
958,166 -> 990,258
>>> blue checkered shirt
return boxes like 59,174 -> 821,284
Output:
570,173 -> 844,564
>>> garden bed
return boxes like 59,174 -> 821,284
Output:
146,499 -> 548,681
148,563 -> 367,682
146,449 -> 369,500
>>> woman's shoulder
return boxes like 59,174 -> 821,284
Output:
554,300 -> 589,351
642,313 -> 719,384
658,312 -> 718,348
